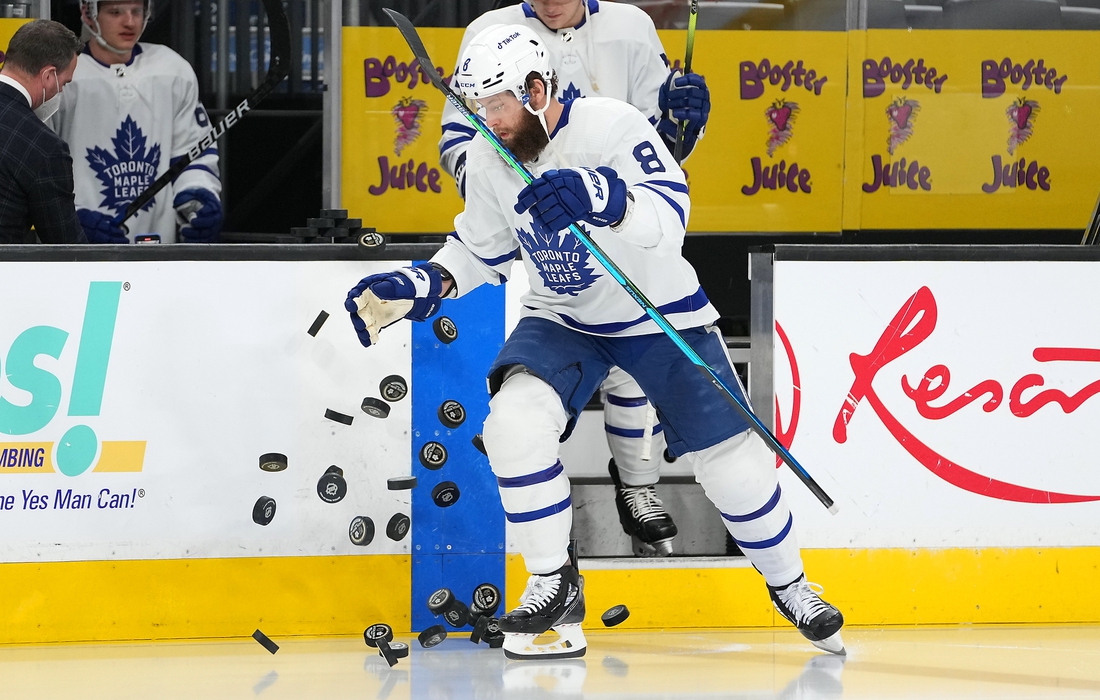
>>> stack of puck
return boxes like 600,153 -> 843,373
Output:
468,583 -> 504,647
289,209 -> 385,249
364,623 -> 408,666
426,587 -> 470,630
252,452 -> 287,527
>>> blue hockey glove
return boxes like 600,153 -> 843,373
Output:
344,262 -> 445,348
514,167 -> 627,235
77,209 -> 129,244
173,188 -> 222,242
657,71 -> 710,159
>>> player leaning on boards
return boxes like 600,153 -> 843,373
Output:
50,0 -> 222,244
439,0 -> 712,558
347,24 -> 843,660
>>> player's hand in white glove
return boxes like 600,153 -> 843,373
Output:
344,263 -> 446,347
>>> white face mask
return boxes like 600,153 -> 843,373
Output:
35,71 -> 61,122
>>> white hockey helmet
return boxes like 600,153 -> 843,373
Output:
80,0 -> 151,55
455,24 -> 554,109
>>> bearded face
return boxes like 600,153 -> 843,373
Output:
505,106 -> 550,163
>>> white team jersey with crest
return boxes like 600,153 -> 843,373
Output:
432,97 -> 716,338
51,44 -> 220,243
438,0 -> 670,185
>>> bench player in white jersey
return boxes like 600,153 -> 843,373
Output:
347,24 -> 844,660
439,0 -> 712,558
50,0 -> 222,244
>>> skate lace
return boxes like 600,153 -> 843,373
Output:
623,485 -> 667,523
515,572 -> 562,614
779,580 -> 830,625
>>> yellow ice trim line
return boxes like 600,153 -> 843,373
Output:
507,547 -> 1100,629
0,555 -> 410,645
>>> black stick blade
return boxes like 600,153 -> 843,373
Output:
383,9 -> 447,93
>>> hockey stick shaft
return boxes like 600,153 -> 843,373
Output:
672,0 -> 698,163
1081,190 -> 1100,245
384,9 -> 836,513
114,0 -> 292,226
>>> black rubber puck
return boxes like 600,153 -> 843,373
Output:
363,623 -> 394,648
307,310 -> 329,337
349,516 -> 375,546
443,599 -> 470,628
419,441 -> 448,470
379,375 -> 408,402
325,464 -> 344,477
319,208 -> 348,220
431,481 -> 460,508
387,476 -> 417,490
252,496 -> 276,526
253,629 -> 279,654
432,316 -> 458,344
663,447 -> 677,463
377,639 -> 398,667
470,583 -> 501,617
386,513 -> 410,541
601,604 -> 630,627
324,408 -> 354,425
361,397 -> 391,419
358,230 -> 386,249
426,588 -> 455,615
259,452 -> 288,472
437,400 -> 466,429
471,434 -> 486,456
317,470 -> 347,503
470,614 -> 491,644
388,641 -> 409,658
418,625 -> 447,648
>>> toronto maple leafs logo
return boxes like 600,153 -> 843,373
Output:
391,97 -> 428,156
1006,97 -> 1039,156
559,82 -> 582,104
765,99 -> 799,157
515,225 -> 600,296
886,97 -> 920,156
86,116 -> 161,214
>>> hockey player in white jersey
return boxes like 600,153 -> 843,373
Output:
439,0 -> 712,558
347,24 -> 844,660
51,0 -> 222,243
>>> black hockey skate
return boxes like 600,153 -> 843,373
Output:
769,575 -> 846,655
499,563 -> 586,659
608,458 -> 677,557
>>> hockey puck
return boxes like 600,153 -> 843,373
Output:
470,613 -> 491,644
324,408 -> 354,425
252,496 -> 276,526
386,513 -> 410,541
470,583 -> 501,617
319,208 -> 348,220
437,400 -> 466,429
307,217 -> 335,229
471,434 -> 487,456
387,641 -> 410,659
431,481 -> 460,508
361,397 -> 391,419
307,310 -> 329,337
325,464 -> 343,477
258,452 -> 288,472
426,588 -> 455,615
601,604 -> 630,627
363,622 -> 394,648
358,230 -> 386,249
252,629 -> 279,654
349,516 -> 375,546
418,441 -> 448,470
443,599 -> 470,628
418,625 -> 447,648
317,470 -> 347,503
387,476 -> 417,491
432,316 -> 458,344
487,634 -> 504,648
377,640 -> 398,667
379,375 -> 408,402
663,447 -> 677,463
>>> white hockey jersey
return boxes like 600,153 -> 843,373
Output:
438,0 -> 671,187
432,97 -> 717,338
51,44 -> 221,243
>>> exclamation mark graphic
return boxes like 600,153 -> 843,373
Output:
56,282 -> 122,477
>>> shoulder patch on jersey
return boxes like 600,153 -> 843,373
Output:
86,116 -> 161,215
515,225 -> 601,296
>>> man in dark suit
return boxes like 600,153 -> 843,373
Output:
0,20 -> 87,243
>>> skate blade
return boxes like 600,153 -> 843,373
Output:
811,630 -> 846,656
502,623 -> 587,660
631,535 -> 674,558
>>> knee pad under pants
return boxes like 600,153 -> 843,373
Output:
686,430 -> 804,587
483,371 -> 573,575
601,367 -> 666,486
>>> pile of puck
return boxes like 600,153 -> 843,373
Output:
289,208 -> 386,249
363,623 -> 408,667
420,583 -> 504,649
